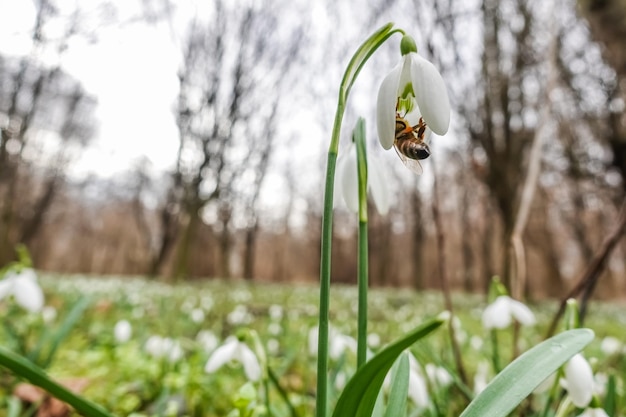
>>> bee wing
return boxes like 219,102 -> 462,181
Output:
394,144 -> 423,175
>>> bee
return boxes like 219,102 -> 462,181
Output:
394,114 -> 430,175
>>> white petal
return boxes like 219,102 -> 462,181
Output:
114,320 -> 132,343
578,408 -> 609,417
340,144 -> 359,213
13,270 -> 44,313
205,337 -> 238,373
508,298 -> 536,326
564,354 -> 594,408
308,326 -> 319,356
410,54 -> 450,135
481,296 -> 512,330
376,61 -> 403,150
237,343 -> 262,381
367,154 -> 390,215
0,275 -> 15,300
408,369 -> 429,407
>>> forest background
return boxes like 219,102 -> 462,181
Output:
1,0 -> 626,301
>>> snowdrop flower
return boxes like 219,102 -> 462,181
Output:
41,306 -> 57,323
145,335 -> 183,362
407,353 -> 429,407
562,354 -> 594,408
0,268 -> 44,313
577,408 -> 609,417
474,362 -> 490,394
196,330 -> 219,353
205,336 -> 261,381
335,142 -> 390,215
425,363 -> 453,387
481,295 -> 535,330
376,35 -> 450,151
600,336 -> 621,356
114,320 -> 132,343
190,308 -> 205,323
308,326 -> 357,360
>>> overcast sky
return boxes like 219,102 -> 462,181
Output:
0,1 -> 187,178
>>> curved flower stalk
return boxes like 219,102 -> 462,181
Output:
0,268 -> 44,313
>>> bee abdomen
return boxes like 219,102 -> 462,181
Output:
399,141 -> 430,160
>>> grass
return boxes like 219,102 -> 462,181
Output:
0,274 -> 624,416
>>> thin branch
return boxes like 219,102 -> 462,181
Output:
546,199 -> 626,337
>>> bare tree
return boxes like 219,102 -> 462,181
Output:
155,0 -> 303,280
0,1 -> 97,266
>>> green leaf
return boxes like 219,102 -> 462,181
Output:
331,317 -> 444,417
604,373 -> 617,416
30,296 -> 92,368
0,346 -> 114,417
460,328 -> 594,417
384,352 -> 409,417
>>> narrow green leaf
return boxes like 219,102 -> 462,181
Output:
384,352 -> 409,417
331,317 -> 444,417
604,373 -> 617,416
7,395 -> 22,417
0,346 -> 114,417
460,328 -> 594,417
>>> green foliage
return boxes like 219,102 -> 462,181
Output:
0,275 -> 624,416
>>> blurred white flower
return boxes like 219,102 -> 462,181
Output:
383,353 -> 429,408
425,363 -> 453,387
481,296 -> 535,330
308,326 -> 357,360
367,333 -> 381,349
190,308 -> 205,323
407,354 -> 429,407
577,408 -> 609,417
0,268 -> 44,313
562,354 -> 594,408
474,362 -> 490,394
114,319 -> 132,343
196,330 -> 219,352
41,306 -> 57,323
227,305 -> 252,325
600,336 -> 621,356
205,336 -> 261,381
145,335 -> 183,362
268,304 -> 283,320
335,142 -> 390,216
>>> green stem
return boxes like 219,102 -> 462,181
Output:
354,118 -> 368,368
0,346 -> 113,417
490,330 -> 501,374
315,23 -> 401,417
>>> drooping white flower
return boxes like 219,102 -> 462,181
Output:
114,319 -> 132,343
577,408 -> 610,417
145,335 -> 183,362
407,353 -> 430,407
600,336 -> 621,356
425,363 -> 453,387
562,353 -> 594,408
481,295 -> 536,330
376,42 -> 450,151
196,330 -> 219,352
205,336 -> 261,382
0,268 -> 44,313
308,326 -> 357,360
335,142 -> 390,215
